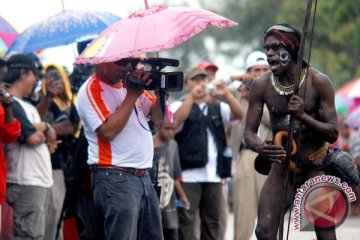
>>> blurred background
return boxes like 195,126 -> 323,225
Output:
1,0 -> 359,90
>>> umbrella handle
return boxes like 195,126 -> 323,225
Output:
144,0 -> 149,9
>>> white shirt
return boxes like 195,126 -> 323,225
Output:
6,97 -> 53,188
170,101 -> 231,183
76,75 -> 156,168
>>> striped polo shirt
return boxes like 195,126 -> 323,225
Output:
76,75 -> 156,168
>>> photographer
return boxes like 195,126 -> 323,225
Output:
75,56 -> 164,240
171,67 -> 244,240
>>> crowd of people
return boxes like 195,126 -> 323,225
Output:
0,23 -> 359,240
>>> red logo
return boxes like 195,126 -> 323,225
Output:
302,184 -> 348,229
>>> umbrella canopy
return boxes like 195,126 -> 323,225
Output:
345,106 -> 360,128
75,5 -> 237,64
336,78 -> 360,98
7,10 -> 120,54
0,16 -> 18,55
335,96 -> 360,115
0,15 -> 18,47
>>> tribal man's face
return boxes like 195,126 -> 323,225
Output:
264,36 -> 290,76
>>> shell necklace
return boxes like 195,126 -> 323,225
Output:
271,68 -> 307,95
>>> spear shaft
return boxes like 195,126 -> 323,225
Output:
278,1 -> 314,239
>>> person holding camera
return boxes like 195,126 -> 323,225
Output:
170,67 -> 244,240
75,57 -> 164,240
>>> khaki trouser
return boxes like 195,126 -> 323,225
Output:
7,184 -> 51,240
233,150 -> 267,240
178,182 -> 223,240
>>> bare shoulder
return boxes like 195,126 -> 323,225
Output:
309,67 -> 333,87
252,71 -> 271,91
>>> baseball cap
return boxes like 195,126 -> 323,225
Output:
245,51 -> 269,70
185,67 -> 208,81
3,54 -> 40,84
196,61 -> 219,72
7,54 -> 38,73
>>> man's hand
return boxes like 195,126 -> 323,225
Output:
258,140 -> 287,164
210,82 -> 231,99
47,140 -> 62,154
288,95 -> 305,120
125,69 -> 152,98
230,73 -> 255,82
0,83 -> 12,105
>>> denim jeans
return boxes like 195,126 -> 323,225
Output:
91,168 -> 164,240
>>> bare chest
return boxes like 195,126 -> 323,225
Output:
264,81 -> 319,128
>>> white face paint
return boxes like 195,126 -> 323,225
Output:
278,51 -> 291,66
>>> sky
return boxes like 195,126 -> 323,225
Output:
0,0 -> 203,71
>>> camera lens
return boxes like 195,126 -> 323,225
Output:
205,83 -> 216,94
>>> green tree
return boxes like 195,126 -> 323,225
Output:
166,0 -> 359,90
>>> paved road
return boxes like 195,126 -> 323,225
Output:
226,212 -> 360,240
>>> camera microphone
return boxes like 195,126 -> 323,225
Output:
143,58 -> 179,67
278,51 -> 291,66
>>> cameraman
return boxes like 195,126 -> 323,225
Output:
75,57 -> 164,240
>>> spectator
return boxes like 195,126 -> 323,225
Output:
196,61 -> 219,81
231,51 -> 271,240
171,67 -> 244,240
349,128 -> 360,215
196,60 -> 229,240
149,116 -> 189,240
37,63 -> 79,240
331,114 -> 351,152
3,54 -> 58,239
0,58 -> 21,240
0,58 -> 7,80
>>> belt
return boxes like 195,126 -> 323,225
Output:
90,165 -> 147,177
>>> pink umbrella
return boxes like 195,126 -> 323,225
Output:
344,106 -> 360,128
336,78 -> 360,98
335,96 -> 360,115
75,5 -> 237,64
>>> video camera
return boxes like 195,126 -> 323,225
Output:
116,57 -> 183,92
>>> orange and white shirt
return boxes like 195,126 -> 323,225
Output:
76,75 -> 156,168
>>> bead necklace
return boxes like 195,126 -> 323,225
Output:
271,68 -> 307,95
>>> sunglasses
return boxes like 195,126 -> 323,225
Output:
263,42 -> 286,52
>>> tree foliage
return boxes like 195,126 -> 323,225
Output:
167,0 -> 359,89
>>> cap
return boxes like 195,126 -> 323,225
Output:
7,54 -> 38,72
185,67 -> 208,81
245,51 -> 269,70
3,54 -> 40,84
196,61 -> 219,72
